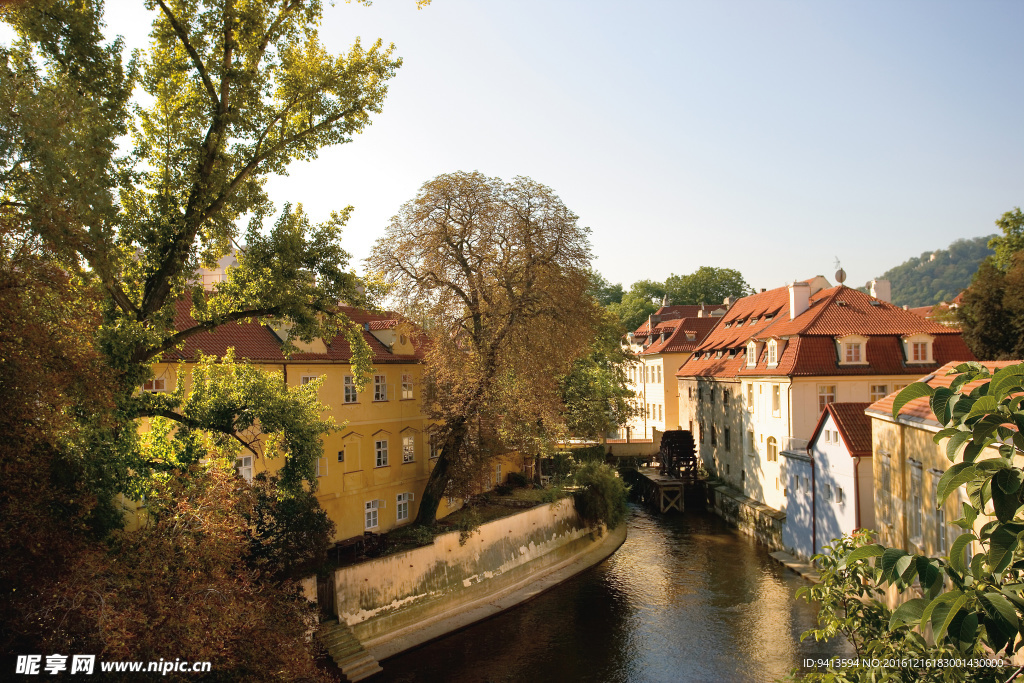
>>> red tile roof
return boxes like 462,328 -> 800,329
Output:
866,360 -> 1022,425
633,304 -> 728,336
809,402 -> 873,456
166,301 -> 422,364
676,283 -> 974,379
640,317 -> 720,355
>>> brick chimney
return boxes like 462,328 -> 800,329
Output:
789,280 -> 811,320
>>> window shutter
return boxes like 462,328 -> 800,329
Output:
378,499 -> 385,508
408,493 -> 415,501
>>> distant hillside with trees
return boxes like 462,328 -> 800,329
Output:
861,235 -> 995,307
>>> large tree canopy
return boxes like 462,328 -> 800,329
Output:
1,1 -> 408,674
1,0 -> 400,496
369,171 -> 604,524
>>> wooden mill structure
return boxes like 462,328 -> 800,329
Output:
628,430 -> 699,513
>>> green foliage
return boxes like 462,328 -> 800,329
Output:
990,207 -> 1024,271
607,267 -> 752,332
506,471 -> 529,489
559,309 -> 638,440
570,462 -> 629,529
245,472 -> 335,582
861,235 -> 995,307
799,364 -> 1024,680
797,533 -> 1006,682
958,252 -> 1024,361
606,291 -> 659,332
663,266 -> 752,306
587,268 -> 624,307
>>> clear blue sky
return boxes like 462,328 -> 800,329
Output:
8,1 -> 1024,293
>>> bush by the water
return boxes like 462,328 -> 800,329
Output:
570,462 -> 628,529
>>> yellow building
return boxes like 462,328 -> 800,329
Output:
145,302 -> 515,543
620,305 -> 725,441
865,361 -> 1020,606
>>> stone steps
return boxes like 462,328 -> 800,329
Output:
317,619 -> 382,681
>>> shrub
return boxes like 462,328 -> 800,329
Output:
570,462 -> 629,529
506,471 -> 529,489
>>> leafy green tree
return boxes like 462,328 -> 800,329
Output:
559,310 -> 638,442
990,207 -> 1024,270
958,254 -> 1024,360
368,171 -> 601,524
664,266 -> 751,306
797,363 -> 1024,681
2,0 -> 395,494
586,268 -> 624,307
607,290 -> 659,332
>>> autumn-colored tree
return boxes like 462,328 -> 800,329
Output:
369,171 -> 603,524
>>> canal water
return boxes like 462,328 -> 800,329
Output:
376,504 -> 849,683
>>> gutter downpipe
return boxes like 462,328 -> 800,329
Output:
853,455 -> 862,531
810,446 -> 817,557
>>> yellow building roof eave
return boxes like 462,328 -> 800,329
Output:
864,407 -> 942,434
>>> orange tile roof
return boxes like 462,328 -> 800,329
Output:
641,317 -> 720,355
809,402 -> 873,456
167,301 -> 423,364
676,283 -> 974,379
633,304 -> 728,335
866,360 -> 1022,425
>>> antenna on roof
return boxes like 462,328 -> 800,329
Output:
833,257 -> 846,286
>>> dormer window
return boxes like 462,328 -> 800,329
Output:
836,334 -> 869,366
745,341 -> 758,368
749,317 -> 759,325
902,333 -> 935,364
686,332 -> 695,341
766,339 -> 778,367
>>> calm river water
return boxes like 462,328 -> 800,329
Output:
376,504 -> 849,683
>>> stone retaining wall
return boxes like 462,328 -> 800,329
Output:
333,498 -> 607,643
711,483 -> 786,551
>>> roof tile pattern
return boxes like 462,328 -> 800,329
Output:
810,402 -> 873,456
866,360 -> 1022,424
677,282 -> 973,379
168,301 -> 422,364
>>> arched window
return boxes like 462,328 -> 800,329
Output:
767,436 -> 778,462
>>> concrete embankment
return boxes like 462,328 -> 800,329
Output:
331,498 -> 626,661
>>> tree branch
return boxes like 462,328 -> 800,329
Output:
133,305 -> 283,364
155,0 -> 219,108
141,406 -> 261,457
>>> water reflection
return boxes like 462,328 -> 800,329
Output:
377,505 -> 847,682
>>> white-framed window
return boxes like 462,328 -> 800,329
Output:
375,439 -> 389,467
835,486 -> 844,504
870,384 -> 888,402
657,366 -> 662,383
818,385 -> 836,414
402,434 -> 415,463
658,404 -> 663,421
397,492 -> 413,521
374,375 -> 387,401
429,436 -> 440,459
903,334 -> 934,364
824,483 -> 832,501
301,374 -> 318,386
142,378 -> 167,392
496,463 -> 502,486
772,385 -> 781,416
747,430 -> 755,452
401,374 -> 414,400
235,455 -> 253,483
344,376 -> 358,403
723,389 -> 730,408
844,343 -> 861,363
746,341 -> 757,368
767,436 -> 778,462
766,339 -> 778,366
832,430 -> 839,443
317,456 -> 328,477
337,449 -> 345,463
365,499 -> 383,529
746,383 -> 754,411
824,431 -> 832,443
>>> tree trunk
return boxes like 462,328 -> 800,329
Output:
413,419 -> 468,526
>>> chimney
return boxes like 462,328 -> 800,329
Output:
789,280 -> 811,320
869,279 -> 891,303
